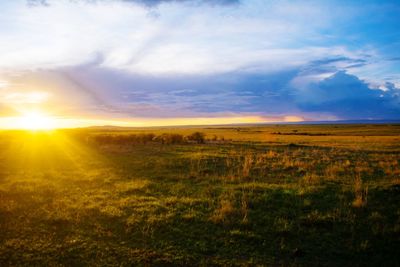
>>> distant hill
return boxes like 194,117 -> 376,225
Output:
82,119 -> 400,130
271,119 -> 400,125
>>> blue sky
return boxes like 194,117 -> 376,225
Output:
0,0 -> 399,126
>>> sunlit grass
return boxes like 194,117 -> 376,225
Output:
0,124 -> 399,266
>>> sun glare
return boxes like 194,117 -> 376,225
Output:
16,111 -> 56,130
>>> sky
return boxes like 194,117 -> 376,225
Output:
0,0 -> 399,128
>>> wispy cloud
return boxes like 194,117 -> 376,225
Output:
0,0 -> 365,74
27,0 -> 240,7
0,0 -> 399,123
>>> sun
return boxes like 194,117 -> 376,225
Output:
16,111 -> 56,130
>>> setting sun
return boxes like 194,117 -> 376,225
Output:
15,111 -> 56,130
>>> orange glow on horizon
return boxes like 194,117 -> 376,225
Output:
283,116 -> 304,122
0,115 -> 305,130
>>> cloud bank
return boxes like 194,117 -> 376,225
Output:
0,0 -> 399,124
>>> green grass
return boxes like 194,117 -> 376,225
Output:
0,125 -> 399,266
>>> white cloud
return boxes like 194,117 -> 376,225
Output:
1,91 -> 50,104
0,0 -> 374,75
0,80 -> 10,89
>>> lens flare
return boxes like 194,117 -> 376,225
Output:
15,111 -> 56,130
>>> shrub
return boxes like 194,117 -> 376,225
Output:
187,132 -> 206,144
155,133 -> 185,144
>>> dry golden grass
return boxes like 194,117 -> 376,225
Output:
352,173 -> 368,208
0,124 -> 399,266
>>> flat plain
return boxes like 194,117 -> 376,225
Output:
0,124 -> 399,266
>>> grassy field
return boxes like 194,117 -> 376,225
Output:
0,124 -> 399,266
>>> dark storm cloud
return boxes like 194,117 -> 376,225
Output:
62,64 -> 301,117
74,66 -> 399,120
14,56 -> 400,120
301,56 -> 369,75
296,71 -> 400,119
310,57 -> 365,66
346,63 -> 368,69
